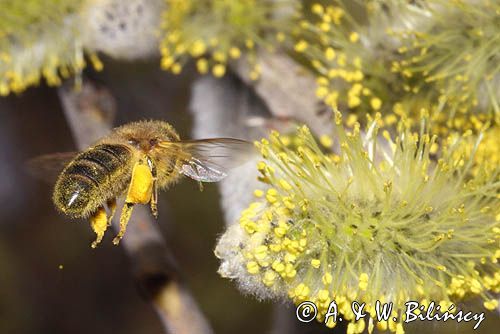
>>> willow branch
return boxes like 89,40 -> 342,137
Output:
57,80 -> 214,334
233,50 -> 333,136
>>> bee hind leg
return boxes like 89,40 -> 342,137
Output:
90,207 -> 109,248
113,160 -> 153,245
113,202 -> 134,245
106,198 -> 117,226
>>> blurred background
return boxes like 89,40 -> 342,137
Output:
0,55 -> 498,334
0,58 -> 272,334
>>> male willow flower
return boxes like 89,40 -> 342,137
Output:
291,1 -> 499,133
216,111 -> 500,333
0,0 -> 86,95
389,0 -> 500,126
0,0 -> 163,95
159,0 -> 294,78
291,2 -> 383,113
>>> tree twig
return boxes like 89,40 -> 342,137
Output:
58,80 -> 214,334
233,50 -> 333,136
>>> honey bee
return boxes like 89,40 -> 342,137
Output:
30,120 -> 253,248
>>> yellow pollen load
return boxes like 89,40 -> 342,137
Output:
126,162 -> 153,204
90,207 -> 108,249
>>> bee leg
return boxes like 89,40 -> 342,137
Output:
106,198 -> 117,226
113,160 -> 153,245
112,202 -> 134,245
90,207 -> 108,248
150,180 -> 158,219
198,181 -> 204,192
147,157 -> 158,219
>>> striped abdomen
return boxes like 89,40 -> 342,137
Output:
53,144 -> 133,218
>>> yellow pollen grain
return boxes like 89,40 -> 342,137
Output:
274,226 -> 287,238
270,244 -> 281,252
311,259 -> 321,268
263,270 -> 277,286
353,57 -> 362,69
279,179 -> 292,191
161,56 -> 174,69
484,299 -> 498,310
325,47 -> 336,60
320,135 -> 333,148
294,40 -> 308,53
284,253 -> 297,263
272,260 -> 285,272
318,289 -> 329,301
312,3 -> 324,15
212,64 -> 226,78
316,86 -> 328,98
293,283 -> 310,300
190,40 -> 206,57
266,188 -> 279,203
470,279 -> 483,294
89,53 -> 103,72
249,70 -> 260,81
359,273 -> 369,290
229,47 -> 241,59
285,263 -> 297,278
370,97 -> 382,110
245,39 -> 254,49
196,58 -> 209,74
254,245 -> 268,260
322,272 -> 333,285
246,261 -> 259,274
349,32 -> 360,43
253,189 -> 264,198
171,63 -> 182,74
257,161 -> 267,171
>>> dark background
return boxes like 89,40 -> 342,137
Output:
0,58 -> 270,334
0,58 -> 498,334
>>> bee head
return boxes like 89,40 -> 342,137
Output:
127,137 -> 159,151
113,120 -> 180,152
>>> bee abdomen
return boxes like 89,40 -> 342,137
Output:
53,144 -> 132,217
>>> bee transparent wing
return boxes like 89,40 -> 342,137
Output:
25,152 -> 77,183
158,138 -> 255,182
180,157 -> 226,182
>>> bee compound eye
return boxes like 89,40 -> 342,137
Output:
128,138 -> 139,146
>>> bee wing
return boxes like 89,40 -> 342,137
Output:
158,138 -> 255,182
25,152 -> 78,183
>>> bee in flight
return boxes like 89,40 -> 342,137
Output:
30,120 -> 253,248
